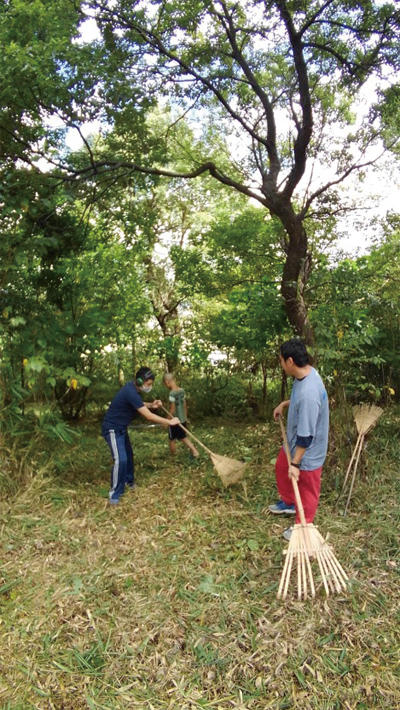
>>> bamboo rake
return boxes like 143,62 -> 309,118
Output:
338,429 -> 364,500
277,416 -> 348,601
337,404 -> 383,515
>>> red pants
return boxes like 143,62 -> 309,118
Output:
275,446 -> 322,524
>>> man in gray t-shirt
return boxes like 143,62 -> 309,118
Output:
286,367 -> 329,470
269,339 -> 329,541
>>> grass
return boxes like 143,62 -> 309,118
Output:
0,412 -> 399,709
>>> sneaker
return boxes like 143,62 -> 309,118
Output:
109,499 -> 119,505
282,527 -> 293,541
126,483 -> 137,490
268,500 -> 296,515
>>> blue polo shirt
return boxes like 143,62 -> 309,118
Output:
102,382 -> 144,432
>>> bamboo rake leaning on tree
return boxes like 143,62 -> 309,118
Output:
337,404 -> 383,516
160,405 -> 246,487
277,416 -> 349,601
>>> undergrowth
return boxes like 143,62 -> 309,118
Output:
0,409 -> 399,709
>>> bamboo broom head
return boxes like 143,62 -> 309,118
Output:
277,524 -> 349,601
159,404 -> 246,487
352,404 -> 383,435
210,453 -> 247,487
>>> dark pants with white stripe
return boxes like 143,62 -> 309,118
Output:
102,428 -> 134,503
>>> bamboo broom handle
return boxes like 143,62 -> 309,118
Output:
160,404 -> 214,456
337,430 -> 363,503
278,416 -> 308,529
344,433 -> 364,517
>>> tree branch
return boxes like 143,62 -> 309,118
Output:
57,158 -> 267,206
301,139 -> 399,218
92,0 -> 273,153
275,0 -> 313,198
215,0 -> 280,182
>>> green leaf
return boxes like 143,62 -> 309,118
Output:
29,358 -> 45,372
9,316 -> 26,327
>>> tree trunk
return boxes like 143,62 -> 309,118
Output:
280,370 -> 288,403
273,200 -> 315,345
154,309 -> 181,373
72,386 -> 89,420
281,254 -> 314,345
261,362 -> 268,415
132,330 -> 136,379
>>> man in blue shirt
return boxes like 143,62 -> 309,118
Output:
102,367 -> 180,505
269,340 -> 329,540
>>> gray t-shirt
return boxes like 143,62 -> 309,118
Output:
169,388 -> 186,423
286,367 -> 329,470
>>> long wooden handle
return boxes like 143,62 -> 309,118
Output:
336,429 -> 363,503
160,404 -> 214,456
278,415 -> 308,528
344,433 -> 364,517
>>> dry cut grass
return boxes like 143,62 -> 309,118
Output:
0,416 -> 399,709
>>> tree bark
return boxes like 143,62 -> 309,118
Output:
281,245 -> 314,345
268,197 -> 314,344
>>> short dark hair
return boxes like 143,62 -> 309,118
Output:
280,339 -> 309,367
135,367 -> 155,384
